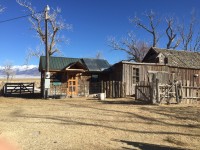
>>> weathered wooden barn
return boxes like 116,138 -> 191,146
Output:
108,47 -> 200,103
39,56 -> 110,97
39,47 -> 200,103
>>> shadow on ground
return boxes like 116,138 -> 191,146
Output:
100,99 -> 151,105
114,140 -> 187,150
3,93 -> 42,99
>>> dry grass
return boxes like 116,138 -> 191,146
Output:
0,97 -> 199,150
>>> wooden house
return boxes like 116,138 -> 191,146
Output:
108,47 -> 200,103
38,47 -> 200,103
39,56 -> 110,97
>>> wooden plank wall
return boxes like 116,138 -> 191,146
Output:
122,62 -> 200,99
122,63 -> 169,96
170,67 -> 200,103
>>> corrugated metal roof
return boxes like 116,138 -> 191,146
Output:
39,56 -> 80,71
39,56 -> 110,72
82,58 -> 110,71
144,47 -> 200,69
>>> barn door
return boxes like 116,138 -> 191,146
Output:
67,73 -> 78,96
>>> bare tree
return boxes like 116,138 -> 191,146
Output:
130,10 -> 161,47
108,32 -> 149,62
165,17 -> 181,49
16,0 -> 72,63
95,51 -> 103,59
177,10 -> 200,51
3,62 -> 15,81
24,47 -> 44,65
178,21 -> 194,50
192,32 -> 200,52
110,9 -> 200,61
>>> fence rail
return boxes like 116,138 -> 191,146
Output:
4,83 -> 34,95
135,82 -> 200,104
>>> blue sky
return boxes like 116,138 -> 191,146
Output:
0,0 -> 199,66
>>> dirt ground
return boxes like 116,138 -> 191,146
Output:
0,97 -> 199,150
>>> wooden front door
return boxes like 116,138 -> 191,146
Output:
67,73 -> 78,96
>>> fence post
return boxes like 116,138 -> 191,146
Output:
101,81 -> 103,93
156,78 -> 160,103
20,83 -> 22,95
110,81 -> 112,98
117,81 -> 121,97
117,81 -> 120,98
120,81 -> 123,97
112,81 -> 115,98
104,82 -> 106,98
175,81 -> 180,103
151,74 -> 157,104
33,83 -> 35,94
106,81 -> 110,98
123,82 -> 126,97
5,83 -> 7,95
135,84 -> 138,100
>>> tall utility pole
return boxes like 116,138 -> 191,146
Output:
45,5 -> 49,72
44,5 -> 50,99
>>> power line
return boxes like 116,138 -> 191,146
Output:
0,11 -> 43,24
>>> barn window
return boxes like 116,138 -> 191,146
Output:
91,74 -> 99,82
133,68 -> 139,84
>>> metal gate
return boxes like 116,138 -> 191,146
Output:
4,83 -> 34,96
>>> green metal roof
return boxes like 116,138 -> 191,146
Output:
39,56 -> 110,72
82,58 -> 110,71
39,56 -> 80,71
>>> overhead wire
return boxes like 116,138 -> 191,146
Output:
0,11 -> 43,24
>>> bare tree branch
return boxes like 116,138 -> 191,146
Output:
16,0 -> 72,63
178,10 -> 196,51
3,61 -> 15,81
193,32 -> 200,52
24,47 -> 44,65
95,51 -> 103,59
108,32 -> 149,62
165,17 -> 181,49
130,10 -> 161,47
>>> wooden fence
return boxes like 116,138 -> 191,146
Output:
100,81 -> 126,98
135,82 -> 151,102
4,83 -> 34,96
181,86 -> 200,103
135,81 -> 200,104
89,81 -> 126,98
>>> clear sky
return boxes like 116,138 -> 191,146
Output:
0,0 -> 199,66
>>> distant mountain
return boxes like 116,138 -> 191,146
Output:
0,65 -> 40,78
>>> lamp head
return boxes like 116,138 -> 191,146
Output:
45,5 -> 50,11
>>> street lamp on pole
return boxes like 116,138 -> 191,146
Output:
44,5 -> 50,99
45,5 -> 50,72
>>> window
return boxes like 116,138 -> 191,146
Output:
133,68 -> 139,84
91,74 -> 99,82
50,73 -> 62,82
